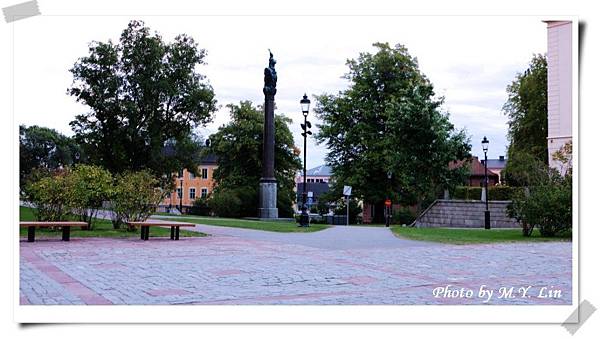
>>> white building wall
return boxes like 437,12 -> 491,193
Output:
546,21 -> 572,170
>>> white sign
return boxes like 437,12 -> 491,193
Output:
343,185 -> 352,196
307,191 -> 313,198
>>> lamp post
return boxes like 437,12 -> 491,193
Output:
299,94 -> 312,227
482,136 -> 490,229
385,170 -> 392,227
179,177 -> 184,214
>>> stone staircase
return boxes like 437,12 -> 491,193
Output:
412,199 -> 520,228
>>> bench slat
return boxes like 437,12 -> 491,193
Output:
20,222 -> 88,227
126,222 -> 195,227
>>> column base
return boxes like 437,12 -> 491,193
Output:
258,181 -> 278,219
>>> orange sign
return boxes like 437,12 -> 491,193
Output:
385,199 -> 392,206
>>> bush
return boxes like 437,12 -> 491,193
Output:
392,207 -> 416,225
507,173 -> 572,237
66,165 -> 113,229
208,188 -> 242,218
111,171 -> 163,230
189,196 -> 211,216
488,186 -> 523,201
26,171 -> 72,221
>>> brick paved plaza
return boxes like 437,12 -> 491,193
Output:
19,226 -> 572,305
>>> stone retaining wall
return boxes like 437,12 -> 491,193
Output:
413,199 -> 520,228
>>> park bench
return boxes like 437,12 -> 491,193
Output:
126,221 -> 196,241
20,221 -> 88,242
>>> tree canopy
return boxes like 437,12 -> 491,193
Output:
205,101 -> 301,217
19,125 -> 84,188
502,54 -> 548,186
314,42 -> 471,213
68,20 -> 217,184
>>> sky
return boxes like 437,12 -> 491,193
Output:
13,15 -> 547,169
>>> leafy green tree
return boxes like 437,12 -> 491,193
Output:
66,165 -> 113,229
314,42 -> 470,218
206,101 -> 302,217
19,125 -> 84,189
502,54 -> 548,185
68,20 -> 217,184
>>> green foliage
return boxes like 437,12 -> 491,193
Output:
314,42 -> 471,213
507,143 -> 573,237
19,125 -> 84,191
502,150 -> 548,187
110,170 -> 164,230
316,198 -> 331,215
205,101 -> 302,217
392,207 -> 416,225
190,196 -> 211,216
488,186 -> 523,201
68,20 -> 217,184
451,186 -> 482,200
25,170 -> 72,221
333,198 -> 362,224
507,172 -> 572,237
207,188 -> 242,218
503,54 -> 548,184
66,165 -> 113,229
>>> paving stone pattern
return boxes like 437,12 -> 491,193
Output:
19,229 -> 572,305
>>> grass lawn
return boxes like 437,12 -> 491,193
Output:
154,215 -> 328,233
19,207 -> 205,239
391,226 -> 572,245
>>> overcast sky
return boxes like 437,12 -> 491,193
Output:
14,15 -> 547,169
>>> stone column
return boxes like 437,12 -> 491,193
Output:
259,92 -> 278,219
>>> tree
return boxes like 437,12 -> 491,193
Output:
205,101 -> 302,217
19,125 -> 84,189
68,20 -> 217,184
314,42 -> 471,218
502,54 -> 548,185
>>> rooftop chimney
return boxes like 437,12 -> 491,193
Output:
499,155 -> 505,161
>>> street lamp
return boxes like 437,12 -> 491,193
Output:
179,176 -> 184,214
299,94 -> 312,227
386,170 -> 392,227
482,136 -> 490,230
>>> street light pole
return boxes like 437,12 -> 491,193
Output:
482,136 -> 490,230
386,170 -> 392,227
299,94 -> 312,227
179,177 -> 183,214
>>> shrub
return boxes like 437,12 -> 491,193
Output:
392,207 -> 416,225
66,165 -> 113,229
26,171 -> 72,221
189,196 -> 211,216
507,173 -> 572,237
208,188 -> 243,218
488,186 -> 523,201
111,171 -> 163,230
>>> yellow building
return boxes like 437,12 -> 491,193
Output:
160,154 -> 218,212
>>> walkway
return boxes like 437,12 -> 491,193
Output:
19,222 -> 572,305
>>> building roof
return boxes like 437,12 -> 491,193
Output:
304,165 -> 332,177
161,144 -> 218,165
449,157 -> 498,177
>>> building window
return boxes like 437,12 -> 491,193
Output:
178,169 -> 184,178
166,192 -> 171,198
201,168 -> 208,179
176,188 -> 182,199
189,172 -> 195,179
189,187 -> 196,199
201,188 -> 208,198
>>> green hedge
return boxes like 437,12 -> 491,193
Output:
451,186 -> 524,201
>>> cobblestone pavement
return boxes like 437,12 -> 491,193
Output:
19,229 -> 572,305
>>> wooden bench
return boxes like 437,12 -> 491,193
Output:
20,221 -> 88,242
126,221 -> 196,241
